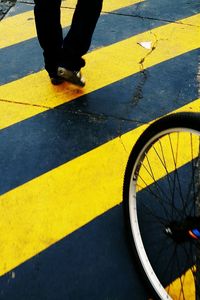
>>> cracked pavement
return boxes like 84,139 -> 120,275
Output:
0,1 -> 200,298
0,0 -> 16,20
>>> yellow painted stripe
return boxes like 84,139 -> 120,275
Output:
0,98 -> 199,276
0,13 -> 200,129
122,98 -> 200,156
0,101 -> 47,129
136,130 -> 199,192
0,0 -> 143,49
166,268 -> 195,300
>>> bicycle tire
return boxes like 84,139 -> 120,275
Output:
123,112 -> 200,300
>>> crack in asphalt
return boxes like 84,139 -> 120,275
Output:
0,0 -> 16,20
119,135 -> 129,154
85,7 -> 200,30
0,97 -> 147,126
131,70 -> 148,107
16,1 -> 199,28
101,12 -> 200,28
1,1 -> 199,129
0,98 -> 51,109
130,31 -> 158,107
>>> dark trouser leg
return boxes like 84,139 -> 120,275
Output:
34,0 -> 63,75
62,0 -> 103,71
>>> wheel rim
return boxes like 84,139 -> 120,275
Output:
129,128 -> 200,300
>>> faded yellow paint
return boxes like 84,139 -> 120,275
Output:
0,13 -> 200,129
0,99 -> 199,276
0,0 -> 143,49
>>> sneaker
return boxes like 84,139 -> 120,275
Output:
50,75 -> 65,85
57,66 -> 85,87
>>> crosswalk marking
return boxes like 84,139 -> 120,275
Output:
0,98 -> 199,276
1,4 -> 200,299
0,0 -> 143,49
0,13 -> 199,129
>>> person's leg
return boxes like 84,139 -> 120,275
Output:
34,0 -> 63,76
62,0 -> 103,71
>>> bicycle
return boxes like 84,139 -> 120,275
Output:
123,112 -> 200,299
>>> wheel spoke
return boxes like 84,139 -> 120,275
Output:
124,112 -> 200,299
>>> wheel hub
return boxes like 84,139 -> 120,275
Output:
165,216 -> 200,243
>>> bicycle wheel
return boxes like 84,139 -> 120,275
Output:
123,112 -> 200,300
